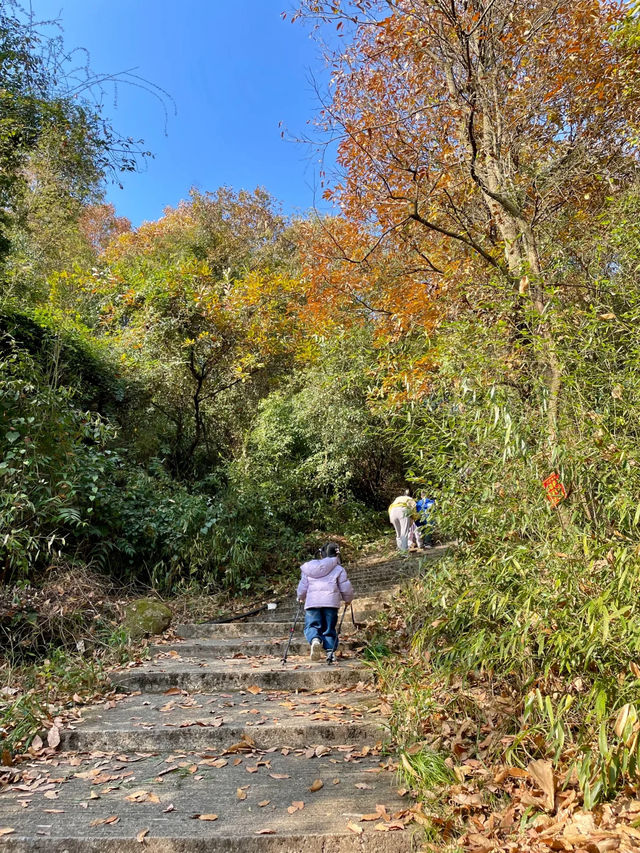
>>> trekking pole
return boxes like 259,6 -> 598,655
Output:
327,602 -> 350,665
281,600 -> 303,666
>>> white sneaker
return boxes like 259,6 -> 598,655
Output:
310,638 -> 323,661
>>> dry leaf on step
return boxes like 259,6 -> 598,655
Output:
90,816 -> 119,827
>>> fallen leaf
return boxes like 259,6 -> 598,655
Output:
125,791 -> 160,804
31,735 -> 43,752
237,788 -> 247,801
287,801 -> 304,814
224,737 -> 256,754
164,688 -> 183,695
347,821 -> 363,834
258,800 -> 270,807
90,815 -> 120,827
207,758 -> 228,768
562,811 -> 597,843
43,791 -> 59,800
193,814 -> 218,821
136,828 -> 149,843
309,779 -> 324,792
247,685 -> 262,695
452,792 -> 484,809
376,804 -> 391,821
355,783 -> 373,790
269,773 -> 290,780
493,766 -> 529,784
0,829 -> 15,837
527,759 -> 555,811
47,726 -> 61,749
256,829 -> 275,834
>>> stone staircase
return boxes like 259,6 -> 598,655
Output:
0,547 -> 445,851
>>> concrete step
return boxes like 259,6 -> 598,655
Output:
176,622 -> 359,640
180,609 -> 379,630
111,657 -> 372,694
177,622 -> 299,639
0,750 -> 414,852
151,637 -> 359,659
247,609 -> 380,625
60,689 -> 385,753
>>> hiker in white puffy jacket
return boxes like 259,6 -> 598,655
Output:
296,542 -> 355,664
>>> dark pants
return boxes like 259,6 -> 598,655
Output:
304,607 -> 339,651
416,522 -> 433,546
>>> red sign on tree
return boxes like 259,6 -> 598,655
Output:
542,473 -> 567,507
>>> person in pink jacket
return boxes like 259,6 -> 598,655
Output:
296,542 -> 355,663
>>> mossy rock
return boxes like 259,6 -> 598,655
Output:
123,598 -> 172,639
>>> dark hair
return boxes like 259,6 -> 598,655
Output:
321,542 -> 340,559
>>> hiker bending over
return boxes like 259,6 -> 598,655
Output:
297,542 -> 354,664
388,489 -> 417,551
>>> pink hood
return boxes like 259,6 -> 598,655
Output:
300,556 -> 340,578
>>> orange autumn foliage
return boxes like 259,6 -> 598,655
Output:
298,0 -> 640,314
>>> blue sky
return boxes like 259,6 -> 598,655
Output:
28,1 -> 335,226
